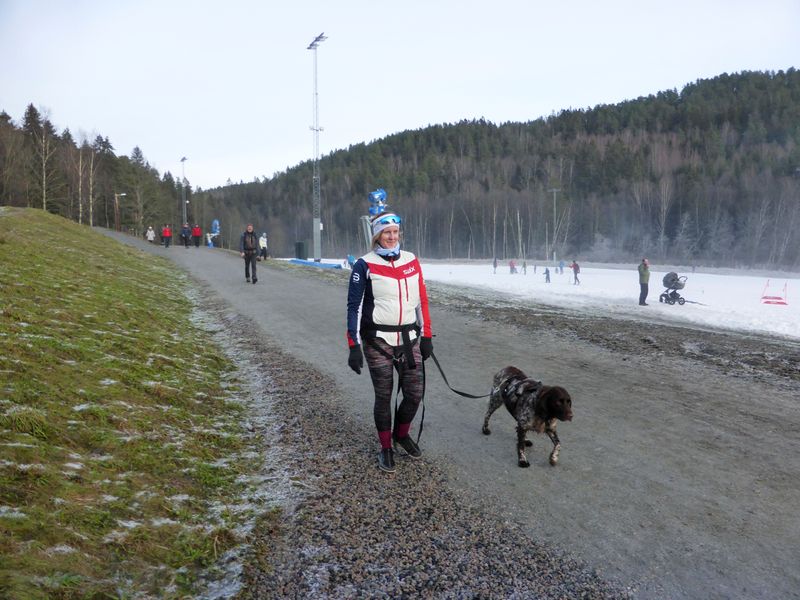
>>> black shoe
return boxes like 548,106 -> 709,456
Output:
394,435 -> 422,459
640,302 -> 648,306
252,279 -> 257,284
378,448 -> 396,472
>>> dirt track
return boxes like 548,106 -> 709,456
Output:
113,234 -> 800,599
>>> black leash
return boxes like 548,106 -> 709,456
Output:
429,351 -> 490,399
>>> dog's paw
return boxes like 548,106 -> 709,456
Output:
481,426 -> 491,435
518,458 -> 530,468
524,440 -> 532,447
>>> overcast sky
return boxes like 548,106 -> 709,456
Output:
1,0 -> 797,190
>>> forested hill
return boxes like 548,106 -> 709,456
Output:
2,69 -> 799,268
199,69 -> 800,268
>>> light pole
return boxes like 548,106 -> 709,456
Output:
308,32 -> 327,262
549,187 -> 560,264
180,156 -> 188,225
113,192 -> 126,232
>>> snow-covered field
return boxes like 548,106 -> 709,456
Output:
420,261 -> 799,341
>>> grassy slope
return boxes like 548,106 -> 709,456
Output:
0,208 -> 259,599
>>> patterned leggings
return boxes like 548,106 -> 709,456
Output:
364,338 -> 425,433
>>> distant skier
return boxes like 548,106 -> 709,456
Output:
571,260 -> 580,285
544,267 -> 550,283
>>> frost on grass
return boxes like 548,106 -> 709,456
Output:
0,506 -> 27,519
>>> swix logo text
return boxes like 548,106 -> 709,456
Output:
403,266 -> 416,275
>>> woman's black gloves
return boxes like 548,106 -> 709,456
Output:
348,344 -> 364,374
420,337 -> 433,361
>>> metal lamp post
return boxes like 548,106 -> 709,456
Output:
549,188 -> 560,264
308,32 -> 327,262
113,192 -> 126,232
180,157 -> 188,225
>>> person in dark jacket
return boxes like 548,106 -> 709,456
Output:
180,223 -> 191,248
239,224 -> 259,284
346,208 -> 433,473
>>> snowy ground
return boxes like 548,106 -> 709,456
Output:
420,262 -> 798,341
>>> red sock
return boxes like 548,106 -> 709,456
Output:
395,422 -> 411,439
378,430 -> 392,449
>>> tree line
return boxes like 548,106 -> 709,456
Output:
0,105 -> 191,235
3,69 -> 799,268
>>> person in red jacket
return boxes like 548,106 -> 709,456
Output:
191,224 -> 202,248
162,224 -> 172,248
346,208 -> 433,473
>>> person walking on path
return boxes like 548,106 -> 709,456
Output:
571,260 -> 581,285
191,224 -> 202,247
162,224 -> 172,248
638,258 -> 650,305
180,223 -> 191,249
145,226 -> 156,243
346,208 -> 433,473
239,224 -> 259,284
544,267 -> 550,283
258,232 -> 268,261
493,256 -> 498,274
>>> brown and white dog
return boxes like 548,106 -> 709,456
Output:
482,366 -> 573,467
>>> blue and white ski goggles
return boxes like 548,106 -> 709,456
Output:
372,213 -> 402,236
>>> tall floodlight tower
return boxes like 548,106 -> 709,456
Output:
307,32 -> 327,262
549,187 -> 560,264
181,157 -> 188,225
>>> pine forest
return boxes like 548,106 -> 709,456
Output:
2,69 -> 799,268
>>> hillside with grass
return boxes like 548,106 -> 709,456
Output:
0,208 -> 267,598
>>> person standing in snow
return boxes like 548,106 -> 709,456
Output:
544,267 -> 550,283
346,208 -> 433,473
571,260 -> 581,285
638,258 -> 650,305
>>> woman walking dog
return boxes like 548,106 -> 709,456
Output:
346,205 -> 433,473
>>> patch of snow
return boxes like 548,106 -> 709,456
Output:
45,544 -> 76,555
0,506 -> 26,519
117,519 -> 141,529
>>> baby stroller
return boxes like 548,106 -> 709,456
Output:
659,272 -> 687,305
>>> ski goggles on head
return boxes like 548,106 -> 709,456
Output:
376,214 -> 401,226
372,213 -> 402,236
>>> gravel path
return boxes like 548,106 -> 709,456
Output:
105,232 -> 800,599
229,316 -> 631,599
